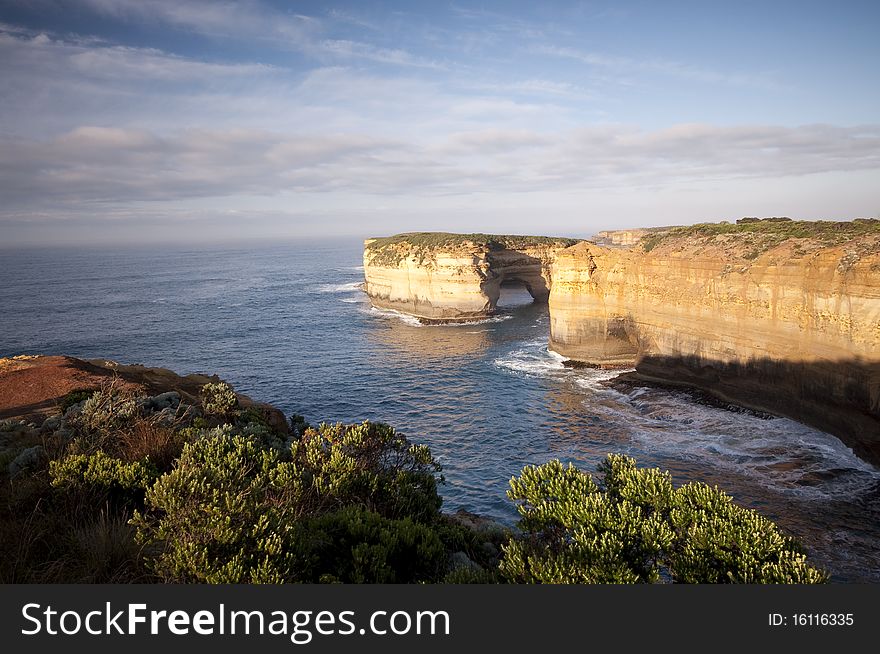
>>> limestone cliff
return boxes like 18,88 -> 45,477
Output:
363,233 -> 579,322
549,220 -> 880,462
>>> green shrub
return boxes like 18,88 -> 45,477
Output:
200,382 -> 239,417
59,388 -> 97,412
501,455 -> 827,584
292,421 -> 443,521
50,451 -> 156,499
71,385 -> 139,433
133,421 -> 449,583
302,507 -> 448,583
132,434 -> 307,583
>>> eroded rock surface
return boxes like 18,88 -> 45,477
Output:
363,233 -> 580,322
548,226 -> 880,462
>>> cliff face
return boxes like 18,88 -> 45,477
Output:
549,230 -> 880,462
363,234 -> 578,322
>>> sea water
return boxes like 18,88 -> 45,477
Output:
2,238 -> 878,581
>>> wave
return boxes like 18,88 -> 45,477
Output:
314,282 -> 364,294
493,340 -> 568,377
493,337 -> 879,500
620,385 -> 880,499
442,315 -> 513,327
365,306 -> 424,327
574,368 -> 632,392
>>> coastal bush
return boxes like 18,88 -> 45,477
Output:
50,450 -> 157,501
201,381 -> 239,417
302,507 -> 448,583
132,434 -> 307,583
291,421 -> 443,521
501,455 -> 827,584
70,383 -> 139,433
133,421 -> 450,583
59,388 -> 97,412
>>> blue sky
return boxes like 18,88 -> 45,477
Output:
1,0 -> 878,245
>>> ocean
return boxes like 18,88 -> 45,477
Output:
2,238 -> 878,581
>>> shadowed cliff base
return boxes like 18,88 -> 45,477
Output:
620,355 -> 880,467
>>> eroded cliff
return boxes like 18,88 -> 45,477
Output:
549,219 -> 880,462
362,222 -> 880,461
363,233 -> 579,322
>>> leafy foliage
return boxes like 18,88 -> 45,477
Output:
50,451 -> 156,499
132,421 -> 449,583
501,455 -> 827,584
291,421 -> 443,521
59,388 -> 98,412
201,381 -> 239,417
302,507 -> 449,583
71,384 -> 139,433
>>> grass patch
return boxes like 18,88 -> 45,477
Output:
640,218 -> 879,255
59,388 -> 98,412
366,232 -> 581,267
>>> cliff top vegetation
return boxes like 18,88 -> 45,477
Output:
365,232 -> 581,266
641,217 -> 879,257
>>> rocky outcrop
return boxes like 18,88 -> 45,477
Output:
548,225 -> 880,463
363,233 -> 579,322
594,227 -> 671,247
0,355 -> 288,434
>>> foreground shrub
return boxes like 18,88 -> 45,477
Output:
133,421 -> 448,583
292,421 -> 443,521
50,451 -> 156,501
302,507 -> 448,583
501,455 -> 827,584
132,434 -> 305,583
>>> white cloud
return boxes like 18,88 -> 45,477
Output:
80,0 -> 316,44
2,123 -> 877,212
318,39 -> 446,69
533,44 -> 781,90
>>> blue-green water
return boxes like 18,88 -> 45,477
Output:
2,239 -> 878,581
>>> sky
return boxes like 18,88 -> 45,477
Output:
1,0 -> 878,246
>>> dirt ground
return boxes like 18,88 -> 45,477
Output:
0,354 -> 220,422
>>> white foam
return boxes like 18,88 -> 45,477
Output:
366,306 -> 424,327
493,340 -> 567,377
315,281 -> 364,294
574,368 -> 632,392
492,335 -> 880,500
442,314 -> 513,327
620,386 -> 880,499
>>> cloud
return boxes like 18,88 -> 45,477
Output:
0,27 -> 277,86
317,39 -> 447,69
2,123 -> 877,214
79,0 -> 316,44
77,0 -> 434,69
533,44 -> 781,90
